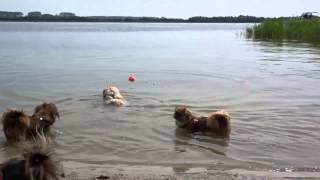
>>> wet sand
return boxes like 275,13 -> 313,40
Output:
63,169 -> 320,180
61,163 -> 320,180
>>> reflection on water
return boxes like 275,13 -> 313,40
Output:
0,22 -> 320,175
173,128 -> 229,156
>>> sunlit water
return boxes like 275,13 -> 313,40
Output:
0,22 -> 320,176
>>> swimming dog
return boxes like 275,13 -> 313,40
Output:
174,107 -> 231,137
102,86 -> 126,106
1,103 -> 60,143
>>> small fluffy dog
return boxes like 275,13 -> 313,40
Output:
102,86 -> 126,106
32,103 -> 60,132
174,107 -> 231,137
1,103 -> 60,143
0,144 -> 60,180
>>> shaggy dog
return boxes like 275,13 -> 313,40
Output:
174,107 -> 231,137
1,103 -> 59,143
0,144 -> 60,180
1,109 -> 34,142
102,86 -> 126,106
32,103 -> 60,132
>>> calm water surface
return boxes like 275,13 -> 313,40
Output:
0,22 -> 320,175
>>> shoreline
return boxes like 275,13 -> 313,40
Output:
62,165 -> 320,180
0,20 -> 257,23
0,12 -> 265,23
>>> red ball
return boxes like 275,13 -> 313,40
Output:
128,75 -> 136,82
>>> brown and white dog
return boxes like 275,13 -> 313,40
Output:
174,107 -> 231,137
1,103 -> 60,143
0,144 -> 60,180
102,86 -> 126,106
32,103 -> 59,132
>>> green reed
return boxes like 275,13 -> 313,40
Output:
246,18 -> 320,42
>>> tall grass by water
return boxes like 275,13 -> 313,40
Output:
246,18 -> 320,42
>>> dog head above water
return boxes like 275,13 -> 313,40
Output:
32,103 -> 60,131
102,86 -> 126,106
174,107 -> 195,128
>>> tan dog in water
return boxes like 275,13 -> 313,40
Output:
102,86 -> 126,106
174,107 -> 231,137
1,102 -> 60,143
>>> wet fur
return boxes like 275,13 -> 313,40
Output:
32,103 -> 60,132
174,107 -> 231,137
0,144 -> 59,180
102,86 -> 126,106
1,103 -> 60,143
1,109 -> 36,142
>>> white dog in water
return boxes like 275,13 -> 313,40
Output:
102,86 -> 126,106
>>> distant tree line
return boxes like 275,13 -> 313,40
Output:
0,11 -> 88,22
1,10 -> 317,23
188,15 -> 264,23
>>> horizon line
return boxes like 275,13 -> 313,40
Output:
0,10 -> 308,19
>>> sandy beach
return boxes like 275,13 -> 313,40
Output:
61,162 -> 320,180
63,168 -> 320,180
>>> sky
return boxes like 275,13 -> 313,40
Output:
0,0 -> 319,18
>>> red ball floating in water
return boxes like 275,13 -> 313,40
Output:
128,75 -> 136,82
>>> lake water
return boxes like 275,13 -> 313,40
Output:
0,22 -> 320,178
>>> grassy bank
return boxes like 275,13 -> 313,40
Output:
246,19 -> 320,42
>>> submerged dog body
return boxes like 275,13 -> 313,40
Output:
102,86 -> 126,106
174,107 -> 231,137
1,103 -> 60,143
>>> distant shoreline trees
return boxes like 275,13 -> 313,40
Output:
0,10 -> 267,23
0,10 -> 317,23
188,15 -> 264,23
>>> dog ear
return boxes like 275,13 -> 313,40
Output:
175,106 -> 187,113
213,111 -> 230,128
34,103 -> 60,120
102,88 -> 107,98
48,103 -> 60,120
34,104 -> 41,114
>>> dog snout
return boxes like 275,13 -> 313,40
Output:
39,118 -> 53,130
